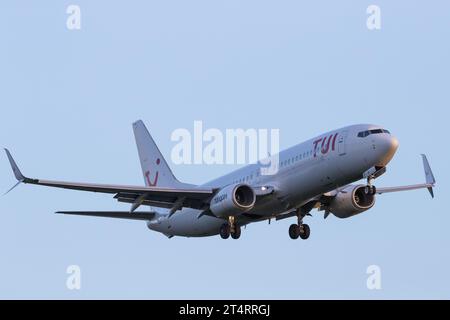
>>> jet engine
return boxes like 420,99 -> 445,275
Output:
209,184 -> 256,218
329,185 -> 376,219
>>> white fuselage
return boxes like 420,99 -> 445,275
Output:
147,124 -> 399,237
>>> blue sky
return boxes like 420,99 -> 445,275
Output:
0,1 -> 449,299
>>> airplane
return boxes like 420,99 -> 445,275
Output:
4,121 -> 436,240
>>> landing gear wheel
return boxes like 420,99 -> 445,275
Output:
220,224 -> 230,239
231,225 -> 241,239
299,224 -> 310,240
365,175 -> 377,195
365,185 -> 376,195
289,224 -> 300,240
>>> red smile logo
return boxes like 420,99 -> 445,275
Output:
145,158 -> 160,186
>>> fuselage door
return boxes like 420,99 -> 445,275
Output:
338,131 -> 348,156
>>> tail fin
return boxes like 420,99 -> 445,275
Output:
132,120 -> 190,188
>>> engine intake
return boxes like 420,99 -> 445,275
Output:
209,184 -> 256,218
329,185 -> 376,219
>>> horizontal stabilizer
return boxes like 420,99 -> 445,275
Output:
56,211 -> 156,221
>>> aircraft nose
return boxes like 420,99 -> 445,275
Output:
389,136 -> 399,153
376,135 -> 399,166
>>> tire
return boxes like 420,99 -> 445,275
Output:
299,224 -> 310,240
289,224 -> 300,240
365,185 -> 376,195
220,224 -> 230,239
231,225 -> 241,239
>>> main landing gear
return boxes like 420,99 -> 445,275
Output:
289,209 -> 311,240
289,223 -> 310,240
220,216 -> 241,240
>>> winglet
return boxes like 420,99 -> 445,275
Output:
3,149 -> 27,195
421,154 -> 435,198
4,149 -> 26,181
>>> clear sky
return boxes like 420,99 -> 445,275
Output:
0,1 -> 449,299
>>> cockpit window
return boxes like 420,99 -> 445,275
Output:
357,129 -> 390,138
357,131 -> 369,138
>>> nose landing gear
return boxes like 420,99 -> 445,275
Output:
365,177 -> 377,196
363,166 -> 386,195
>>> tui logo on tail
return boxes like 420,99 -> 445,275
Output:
145,158 -> 160,186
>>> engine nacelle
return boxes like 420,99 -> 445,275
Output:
329,185 -> 376,219
209,184 -> 256,218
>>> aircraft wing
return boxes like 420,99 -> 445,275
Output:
318,154 -> 436,199
55,211 -> 157,220
297,154 -> 436,220
376,154 -> 436,198
4,149 -> 216,211
376,183 -> 435,195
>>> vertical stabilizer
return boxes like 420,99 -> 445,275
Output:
133,120 -> 191,188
